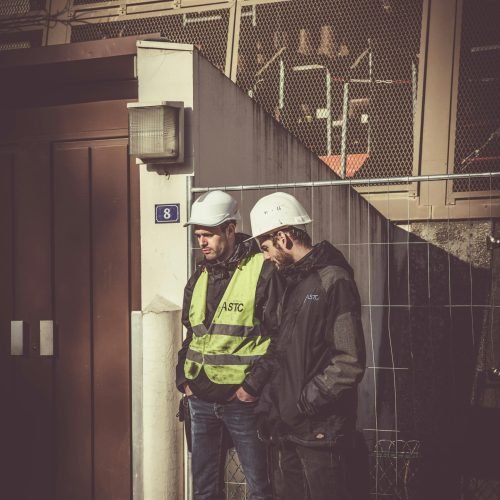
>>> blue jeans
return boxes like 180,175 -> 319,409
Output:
188,396 -> 272,500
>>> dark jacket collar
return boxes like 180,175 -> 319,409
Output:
281,240 -> 353,280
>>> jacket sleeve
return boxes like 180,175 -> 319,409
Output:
175,271 -> 198,393
298,275 -> 366,416
242,261 -> 285,396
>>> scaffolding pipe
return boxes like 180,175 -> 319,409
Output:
340,81 -> 350,178
279,59 -> 285,110
185,174 -> 193,500
191,171 -> 500,193
326,70 -> 332,156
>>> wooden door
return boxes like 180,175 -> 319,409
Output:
0,102 -> 140,500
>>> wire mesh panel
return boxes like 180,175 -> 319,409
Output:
369,440 -> 421,500
0,30 -> 43,50
235,0 -> 422,179
0,40 -> 30,50
73,0 -> 119,4
71,9 -> 230,72
225,449 -> 248,500
453,0 -> 500,192
0,0 -> 45,17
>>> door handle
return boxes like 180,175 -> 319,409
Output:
40,320 -> 54,356
10,321 -> 27,356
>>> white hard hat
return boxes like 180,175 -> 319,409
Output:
249,192 -> 312,239
185,190 -> 241,227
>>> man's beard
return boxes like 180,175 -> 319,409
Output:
274,247 -> 294,269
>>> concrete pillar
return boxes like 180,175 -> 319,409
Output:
132,42 -> 195,500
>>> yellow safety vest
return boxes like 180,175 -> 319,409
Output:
185,253 -> 270,385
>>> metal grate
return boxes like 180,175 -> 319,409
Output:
223,438 -> 422,500
71,9 -> 230,72
0,0 -> 45,17
370,440 -> 421,500
73,0 -> 119,4
224,448 -> 248,500
0,40 -> 31,50
235,0 -> 423,179
453,0 -> 500,192
0,30 -> 43,49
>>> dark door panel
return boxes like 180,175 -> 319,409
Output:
0,150 -> 16,497
13,144 -> 55,500
91,140 -> 131,500
53,144 -> 93,500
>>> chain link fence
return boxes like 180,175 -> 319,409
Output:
71,9 -> 230,72
0,0 -> 45,17
369,440 -> 421,500
224,449 -> 248,500
222,438 -> 422,500
235,0 -> 422,180
453,0 -> 500,192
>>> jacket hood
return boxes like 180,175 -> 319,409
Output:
201,232 -> 259,271
282,240 -> 353,279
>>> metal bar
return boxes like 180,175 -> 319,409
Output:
340,81 -> 349,178
191,171 -> 500,193
186,175 -> 194,278
185,174 -> 194,500
10,320 -> 26,356
326,70 -> 332,156
255,47 -> 287,77
278,59 -> 285,109
39,320 -> 54,356
182,13 -> 222,26
226,0 -> 238,79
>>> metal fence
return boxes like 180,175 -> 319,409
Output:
453,0 -> 500,193
1,0 -> 499,193
0,0 -> 45,17
190,170 -> 500,500
71,8 -> 230,72
234,0 -> 422,180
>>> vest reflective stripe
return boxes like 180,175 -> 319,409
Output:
192,323 -> 261,338
185,253 -> 269,384
186,349 -> 262,366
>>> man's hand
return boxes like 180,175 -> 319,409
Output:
184,383 -> 193,396
231,386 -> 257,403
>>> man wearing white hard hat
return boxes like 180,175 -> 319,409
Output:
249,192 -> 366,500
176,190 -> 282,500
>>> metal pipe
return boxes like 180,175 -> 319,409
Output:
185,174 -> 194,500
191,171 -> 500,193
340,81 -> 349,178
279,59 -> 285,110
326,70 -> 332,156
186,175 -> 194,278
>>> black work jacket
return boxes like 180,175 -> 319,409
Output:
176,233 -> 284,403
257,240 -> 366,447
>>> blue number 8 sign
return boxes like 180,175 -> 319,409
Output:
155,204 -> 180,224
